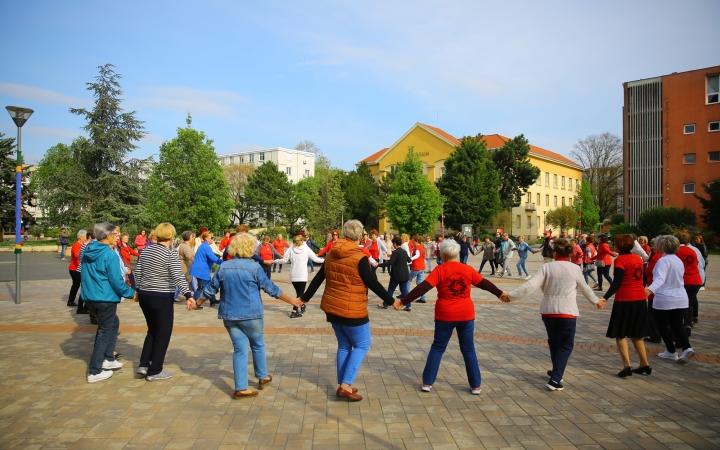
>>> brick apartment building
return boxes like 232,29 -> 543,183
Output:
623,65 -> 720,225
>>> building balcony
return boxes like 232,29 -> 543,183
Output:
525,202 -> 537,211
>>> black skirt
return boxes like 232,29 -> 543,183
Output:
606,300 -> 647,339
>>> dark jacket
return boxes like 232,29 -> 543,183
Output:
378,247 -> 411,282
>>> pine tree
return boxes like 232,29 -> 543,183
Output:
385,147 -> 442,235
696,177 -> 720,237
437,136 -> 501,232
244,160 -> 292,227
145,114 -> 233,233
573,182 -> 600,232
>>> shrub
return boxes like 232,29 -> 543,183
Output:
637,206 -> 696,240
610,213 -> 625,225
609,222 -> 640,238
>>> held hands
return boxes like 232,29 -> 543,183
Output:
187,298 -> 197,311
596,299 -> 606,310
264,260 -> 273,265
393,300 -> 403,310
499,292 -> 510,303
644,288 -> 652,299
132,292 -> 139,302
290,297 -> 303,308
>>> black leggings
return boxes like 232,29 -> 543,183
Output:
291,281 -> 306,312
683,285 -> 701,326
654,308 -> 690,353
68,270 -> 81,305
138,292 -> 175,376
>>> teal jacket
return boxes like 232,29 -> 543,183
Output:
80,242 -> 135,303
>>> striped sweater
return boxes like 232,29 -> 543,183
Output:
135,244 -> 191,298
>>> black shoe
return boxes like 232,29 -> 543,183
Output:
643,337 -> 661,344
395,295 -> 403,300
209,302 -> 218,307
489,272 -> 495,275
272,270 -> 276,273
546,370 -> 564,382
416,300 -> 427,303
632,365 -> 652,376
77,309 -> 90,315
685,328 -> 691,337
301,303 -> 307,313
377,304 -> 388,309
67,302 -> 78,307
290,311 -> 302,318
194,305 -> 204,310
546,380 -> 563,391
402,305 -> 412,312
617,367 -> 633,378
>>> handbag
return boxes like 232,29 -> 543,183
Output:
594,260 -> 605,268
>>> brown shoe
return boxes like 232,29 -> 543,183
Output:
259,375 -> 272,390
234,389 -> 259,399
336,386 -> 362,401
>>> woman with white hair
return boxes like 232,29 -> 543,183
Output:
300,220 -> 396,401
273,235 -> 325,318
646,235 -> 695,364
395,238 -> 509,395
196,233 -> 302,398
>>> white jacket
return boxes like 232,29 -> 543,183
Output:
508,260 -> 599,316
273,245 -> 324,282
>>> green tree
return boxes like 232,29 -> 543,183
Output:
386,147 -> 443,235
305,155 -> 346,235
437,136 -> 501,231
283,177 -> 316,236
546,206 -> 579,232
573,182 -> 600,232
145,115 -> 233,233
695,177 -> 720,237
342,162 -> 380,229
244,160 -> 292,227
570,132 -> 623,220
378,164 -> 398,220
491,134 -> 541,210
224,162 -> 256,225
493,210 -> 512,231
34,64 -> 149,229
637,205 -> 697,239
0,133 -> 35,239
609,222 -> 640,238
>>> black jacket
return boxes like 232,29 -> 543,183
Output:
378,248 -> 411,282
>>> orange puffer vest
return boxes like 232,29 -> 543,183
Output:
320,239 -> 369,319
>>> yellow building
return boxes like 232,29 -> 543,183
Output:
358,123 -> 584,239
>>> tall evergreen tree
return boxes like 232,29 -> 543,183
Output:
244,160 -> 292,226
573,182 -> 600,232
492,134 -> 541,210
385,147 -> 442,235
437,136 -> 501,231
696,177 -> 720,237
0,133 -> 35,239
342,162 -> 380,229
305,155 -> 346,235
145,114 -> 233,233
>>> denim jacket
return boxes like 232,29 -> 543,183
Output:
516,241 -> 535,259
202,257 -> 282,320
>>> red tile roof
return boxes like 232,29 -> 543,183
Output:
419,123 -> 461,146
359,148 -> 388,164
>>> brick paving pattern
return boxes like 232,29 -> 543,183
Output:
1,253 -> 719,448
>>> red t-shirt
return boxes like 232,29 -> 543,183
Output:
613,253 -> 646,301
597,243 -> 613,265
68,241 -> 83,271
272,239 -> 289,255
645,252 -> 662,300
219,236 -> 231,251
676,245 -> 702,285
368,240 -> 379,260
424,261 -> 482,321
411,246 -> 425,271
259,243 -> 274,261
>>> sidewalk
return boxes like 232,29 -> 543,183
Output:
1,253 -> 719,449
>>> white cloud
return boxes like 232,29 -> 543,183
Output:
133,86 -> 248,117
0,82 -> 90,107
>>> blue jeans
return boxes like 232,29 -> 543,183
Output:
542,316 -> 576,383
460,253 -> 469,264
224,319 -> 267,391
331,322 -> 371,385
386,279 -> 410,306
408,269 -> 426,302
425,257 -> 432,272
86,302 -> 119,375
436,254 -> 443,266
60,244 -> 67,259
516,256 -> 529,277
423,320 -> 481,388
195,278 -> 217,304
597,266 -> 612,289
308,259 -> 314,271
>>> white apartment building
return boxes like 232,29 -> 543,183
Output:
218,147 -> 316,183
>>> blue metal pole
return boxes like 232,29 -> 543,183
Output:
14,126 -> 22,304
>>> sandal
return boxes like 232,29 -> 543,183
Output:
290,311 -> 302,319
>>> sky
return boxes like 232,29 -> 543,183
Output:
1,1 -> 719,171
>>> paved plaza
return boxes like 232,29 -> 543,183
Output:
1,252 -> 719,449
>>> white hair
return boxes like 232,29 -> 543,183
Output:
439,239 -> 460,260
93,222 -> 116,241
76,229 -> 87,238
343,220 -> 364,241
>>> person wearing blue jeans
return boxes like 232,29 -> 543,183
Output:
541,316 -> 576,386
515,236 -> 536,279
332,322 -> 371,386
224,318 -> 268,393
59,228 -> 69,260
190,231 -> 223,306
377,236 -> 411,309
423,320 -> 481,389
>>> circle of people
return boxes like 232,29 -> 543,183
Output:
65,218 -> 707,397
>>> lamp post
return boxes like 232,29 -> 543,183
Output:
6,106 -> 34,305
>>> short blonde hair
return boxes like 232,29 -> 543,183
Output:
228,233 -> 257,258
293,235 -> 304,247
401,233 -> 409,243
343,220 -> 364,241
638,236 -> 648,245
153,223 -> 176,242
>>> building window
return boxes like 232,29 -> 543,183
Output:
684,124 -> 696,134
708,74 -> 719,104
229,156 -> 234,164
537,216 -> 540,228
553,174 -> 557,188
516,215 -> 521,229
710,121 -> 720,132
545,172 -> 549,186
709,151 -> 720,162
286,167 -> 292,175
684,153 -> 696,164
561,176 -> 565,189
553,196 -> 557,206
527,215 -> 532,228
545,195 -> 549,206
527,192 -> 531,203
536,174 -> 541,186
576,179 -> 580,190
259,152 -> 265,161
561,197 -> 565,206
683,183 -> 695,194
569,197 -> 573,206
304,169 -> 310,177
249,154 -> 254,162
536,193 -> 540,205
239,155 -> 244,163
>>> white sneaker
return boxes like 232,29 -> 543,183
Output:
137,366 -> 148,375
658,350 -> 678,361
525,275 -> 532,280
87,370 -> 113,383
421,385 -> 432,392
146,371 -> 173,381
677,348 -> 695,365
471,387 -> 482,395
102,360 -> 123,370
699,287 -> 705,291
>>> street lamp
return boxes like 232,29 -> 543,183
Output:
6,106 -> 34,305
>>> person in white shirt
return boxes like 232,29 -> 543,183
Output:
508,238 -> 605,391
645,235 -> 695,365
273,235 -> 325,318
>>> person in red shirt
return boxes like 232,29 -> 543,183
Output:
643,248 -> 663,343
134,230 -> 147,252
67,229 -> 88,310
396,239 -> 509,394
366,229 -> 380,261
218,230 -> 232,251
317,230 -> 339,256
675,230 -> 703,334
403,235 -> 427,311
272,234 -> 290,273
594,234 -> 617,291
583,236 -> 599,287
118,232 -> 140,265
257,236 -> 281,279
603,234 -> 650,378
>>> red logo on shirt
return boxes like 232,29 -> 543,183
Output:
633,267 -> 643,281
685,255 -> 696,265
448,278 -> 467,297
